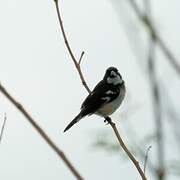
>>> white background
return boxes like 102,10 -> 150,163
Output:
0,0 -> 180,179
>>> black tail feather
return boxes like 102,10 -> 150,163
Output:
64,114 -> 82,132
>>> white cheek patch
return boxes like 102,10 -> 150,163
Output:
106,90 -> 116,95
101,97 -> 111,102
107,75 -> 122,85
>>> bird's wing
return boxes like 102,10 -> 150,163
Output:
80,80 -> 120,116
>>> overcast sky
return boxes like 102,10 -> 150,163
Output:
0,0 -> 179,179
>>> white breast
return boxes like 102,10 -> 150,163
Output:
96,85 -> 126,117
110,86 -> 126,114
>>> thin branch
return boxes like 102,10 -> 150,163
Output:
144,146 -> 152,174
0,113 -> 7,144
160,81 -> 180,154
54,0 -> 91,94
145,1 -> 165,178
147,29 -> 165,180
109,120 -> 147,180
54,1 -> 147,179
127,0 -> 180,75
127,122 -> 157,175
78,51 -> 85,65
0,83 -> 84,180
157,37 -> 180,72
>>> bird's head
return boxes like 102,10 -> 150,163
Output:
103,67 -> 123,85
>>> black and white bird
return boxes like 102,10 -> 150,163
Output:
64,67 -> 126,132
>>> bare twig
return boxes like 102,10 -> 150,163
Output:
54,0 -> 90,94
54,1 -> 147,179
78,51 -> 85,65
144,146 -> 152,174
109,120 -> 147,180
0,113 -> 7,144
127,123 -> 157,175
0,83 -> 83,180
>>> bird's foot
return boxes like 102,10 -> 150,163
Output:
104,117 -> 112,125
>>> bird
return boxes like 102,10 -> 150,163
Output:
64,66 -> 126,132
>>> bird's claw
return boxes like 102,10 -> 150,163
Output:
104,117 -> 112,125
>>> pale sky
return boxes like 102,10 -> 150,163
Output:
0,0 -> 179,179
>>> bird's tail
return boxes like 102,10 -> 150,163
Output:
63,113 -> 82,132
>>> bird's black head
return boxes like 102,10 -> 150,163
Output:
103,67 -> 123,85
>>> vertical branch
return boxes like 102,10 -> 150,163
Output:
0,83 -> 84,180
146,20 -> 165,180
0,113 -> 7,144
147,36 -> 165,180
144,1 -> 165,179
125,0 -> 167,179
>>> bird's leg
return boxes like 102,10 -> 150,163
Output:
104,116 -> 112,125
